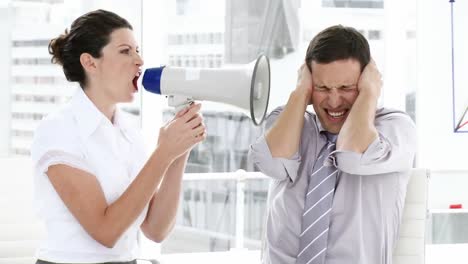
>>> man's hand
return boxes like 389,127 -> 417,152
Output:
357,59 -> 382,99
295,63 -> 314,105
264,63 -> 313,158
337,59 -> 380,153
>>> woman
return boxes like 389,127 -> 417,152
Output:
31,9 -> 206,264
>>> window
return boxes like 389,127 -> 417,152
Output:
11,129 -> 34,137
368,29 -> 381,40
12,39 -> 49,47
322,0 -> 384,9
13,94 -> 58,103
13,58 -> 52,65
12,112 -> 45,121
176,0 -> 189,16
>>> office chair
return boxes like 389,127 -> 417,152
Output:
393,168 -> 429,264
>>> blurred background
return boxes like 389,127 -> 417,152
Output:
1,0 -> 468,263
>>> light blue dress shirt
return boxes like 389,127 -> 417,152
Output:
249,106 -> 417,264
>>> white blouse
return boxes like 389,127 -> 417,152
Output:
31,88 -> 149,263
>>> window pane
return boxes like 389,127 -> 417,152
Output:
322,0 -> 384,9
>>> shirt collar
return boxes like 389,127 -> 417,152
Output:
70,88 -> 106,140
113,106 -> 135,143
70,88 -> 134,142
314,114 -> 327,133
314,114 -> 337,142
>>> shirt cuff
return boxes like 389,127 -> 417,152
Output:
249,135 -> 301,183
331,136 -> 391,175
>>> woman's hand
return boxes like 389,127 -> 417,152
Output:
157,103 -> 206,162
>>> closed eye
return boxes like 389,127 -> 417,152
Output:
314,85 -> 356,92
315,86 -> 329,92
340,85 -> 357,91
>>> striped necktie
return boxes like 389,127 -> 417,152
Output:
297,132 -> 338,264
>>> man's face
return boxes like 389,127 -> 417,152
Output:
311,59 -> 361,134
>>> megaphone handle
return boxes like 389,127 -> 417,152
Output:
174,103 -> 191,113
168,95 -> 194,112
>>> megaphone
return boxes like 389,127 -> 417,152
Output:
141,54 -> 271,126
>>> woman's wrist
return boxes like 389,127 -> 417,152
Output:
151,145 -> 174,168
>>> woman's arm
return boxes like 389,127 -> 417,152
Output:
141,106 -> 205,241
140,151 -> 189,242
47,148 -> 171,248
46,104 -> 205,248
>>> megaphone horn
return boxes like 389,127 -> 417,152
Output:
141,54 -> 271,126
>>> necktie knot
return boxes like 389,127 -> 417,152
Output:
325,132 -> 337,144
322,133 -> 337,167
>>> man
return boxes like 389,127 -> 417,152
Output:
249,25 -> 416,264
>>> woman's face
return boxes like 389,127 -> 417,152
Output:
93,28 -> 143,104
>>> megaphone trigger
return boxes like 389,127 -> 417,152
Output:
168,95 -> 194,112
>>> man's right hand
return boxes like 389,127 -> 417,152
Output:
264,63 -> 313,158
295,63 -> 313,105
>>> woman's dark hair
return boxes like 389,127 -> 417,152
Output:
48,9 -> 133,88
305,25 -> 370,72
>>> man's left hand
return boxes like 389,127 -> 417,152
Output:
357,59 -> 382,99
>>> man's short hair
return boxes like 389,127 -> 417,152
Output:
305,25 -> 370,72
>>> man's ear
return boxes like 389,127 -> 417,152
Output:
80,53 -> 97,74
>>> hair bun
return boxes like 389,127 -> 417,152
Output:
48,29 -> 69,65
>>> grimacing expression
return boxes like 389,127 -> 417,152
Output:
311,59 -> 361,134
94,28 -> 143,103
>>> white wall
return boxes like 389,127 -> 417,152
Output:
429,170 -> 468,210
416,0 -> 468,170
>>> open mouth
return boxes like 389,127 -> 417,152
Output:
326,109 -> 348,121
132,70 -> 142,92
